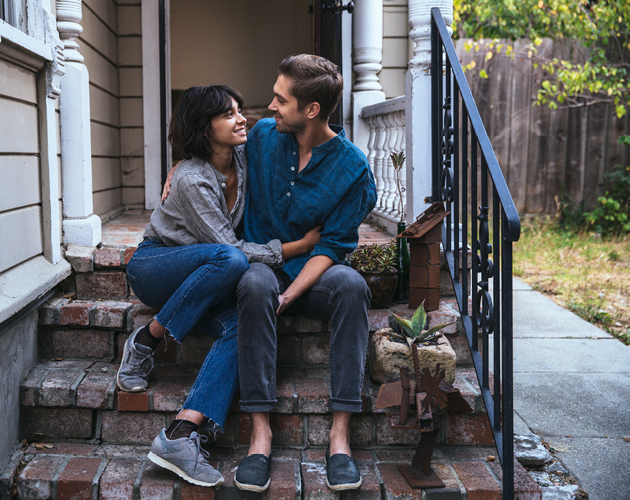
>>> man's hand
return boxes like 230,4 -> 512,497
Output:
161,162 -> 180,201
276,294 -> 292,316
275,255 -> 334,316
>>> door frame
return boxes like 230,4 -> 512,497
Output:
142,0 -> 171,209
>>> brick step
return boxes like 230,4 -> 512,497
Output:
37,295 -> 470,368
20,359 -> 491,448
3,442 -> 541,500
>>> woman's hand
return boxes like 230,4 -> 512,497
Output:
161,162 -> 180,201
301,226 -> 322,253
280,225 -> 322,260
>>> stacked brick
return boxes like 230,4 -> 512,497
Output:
19,357 -> 491,448
1,223 -> 534,499
2,442 -> 541,499
399,203 -> 451,312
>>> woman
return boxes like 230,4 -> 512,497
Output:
118,85 -> 320,487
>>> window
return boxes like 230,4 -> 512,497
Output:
1,0 -> 11,25
0,0 -> 17,27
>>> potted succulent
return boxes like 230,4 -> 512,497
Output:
368,302 -> 456,384
348,242 -> 398,309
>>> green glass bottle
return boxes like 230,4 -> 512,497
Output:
393,221 -> 410,302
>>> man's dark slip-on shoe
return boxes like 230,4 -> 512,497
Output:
325,446 -> 362,491
234,453 -> 272,492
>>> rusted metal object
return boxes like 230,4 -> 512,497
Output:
376,361 -> 473,489
399,367 -> 411,426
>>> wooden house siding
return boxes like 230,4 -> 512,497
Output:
79,0 -> 145,215
0,57 -> 44,273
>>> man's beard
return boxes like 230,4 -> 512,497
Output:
275,114 -> 306,135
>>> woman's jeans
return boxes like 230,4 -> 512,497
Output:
126,238 -> 249,432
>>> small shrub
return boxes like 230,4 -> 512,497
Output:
582,137 -> 630,236
348,242 -> 398,273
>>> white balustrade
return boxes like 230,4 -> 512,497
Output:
362,96 -> 406,228
352,0 -> 454,233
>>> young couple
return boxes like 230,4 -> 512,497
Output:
117,54 -> 377,492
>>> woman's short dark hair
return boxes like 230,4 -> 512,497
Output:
168,85 -> 244,161
278,54 -> 343,121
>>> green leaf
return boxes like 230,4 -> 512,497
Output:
411,304 -> 427,335
388,311 -> 414,337
424,322 -> 456,337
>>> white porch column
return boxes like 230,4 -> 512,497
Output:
39,8 -> 65,263
57,0 -> 101,246
351,0 -> 385,153
405,0 -> 453,221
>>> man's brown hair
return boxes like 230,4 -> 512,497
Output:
278,54 -> 343,121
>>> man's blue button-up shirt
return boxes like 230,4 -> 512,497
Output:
244,118 -> 377,280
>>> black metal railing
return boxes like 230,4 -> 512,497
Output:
431,8 -> 521,499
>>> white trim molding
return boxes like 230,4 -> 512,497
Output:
142,0 -> 171,210
57,0 -> 101,246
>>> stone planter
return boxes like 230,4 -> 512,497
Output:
368,328 -> 456,384
359,270 -> 398,309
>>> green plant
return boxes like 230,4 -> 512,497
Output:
455,0 -> 630,118
583,139 -> 630,235
391,151 -> 406,223
348,242 -> 398,273
388,303 -> 454,345
567,295 -> 612,325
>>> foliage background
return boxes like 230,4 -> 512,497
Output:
453,0 -> 630,118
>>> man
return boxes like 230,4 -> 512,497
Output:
233,54 -> 377,492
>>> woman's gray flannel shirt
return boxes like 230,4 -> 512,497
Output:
143,146 -> 284,266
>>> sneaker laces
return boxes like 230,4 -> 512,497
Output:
189,431 -> 211,461
128,342 -> 155,376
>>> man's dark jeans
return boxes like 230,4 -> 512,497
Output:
237,263 -> 371,413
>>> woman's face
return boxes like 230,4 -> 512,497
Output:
208,97 -> 247,150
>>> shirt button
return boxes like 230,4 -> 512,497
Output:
291,166 -> 295,171
293,151 -> 296,155
290,181 -> 295,186
287,192 -> 291,197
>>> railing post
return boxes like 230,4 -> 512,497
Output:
351,0 -> 385,154
57,0 -> 101,246
405,0 -> 453,222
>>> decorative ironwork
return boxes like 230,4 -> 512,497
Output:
430,8 -> 521,500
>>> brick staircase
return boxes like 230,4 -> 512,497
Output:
2,210 -> 541,499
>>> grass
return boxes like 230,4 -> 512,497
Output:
513,217 -> 630,345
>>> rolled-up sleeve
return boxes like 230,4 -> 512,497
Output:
177,174 -> 284,266
309,171 -> 377,264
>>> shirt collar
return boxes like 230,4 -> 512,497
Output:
287,124 -> 345,155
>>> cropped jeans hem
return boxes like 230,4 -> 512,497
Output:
126,238 -> 248,431
238,400 -> 278,413
330,398 -> 364,413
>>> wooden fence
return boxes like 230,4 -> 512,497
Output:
455,39 -> 630,216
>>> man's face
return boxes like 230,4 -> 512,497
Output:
268,75 -> 308,134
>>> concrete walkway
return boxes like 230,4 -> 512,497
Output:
513,279 -> 630,500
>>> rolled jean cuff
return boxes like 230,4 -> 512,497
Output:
239,399 -> 277,413
330,398 -> 364,413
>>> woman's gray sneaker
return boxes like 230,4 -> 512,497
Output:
148,429 -> 224,487
116,327 -> 155,392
